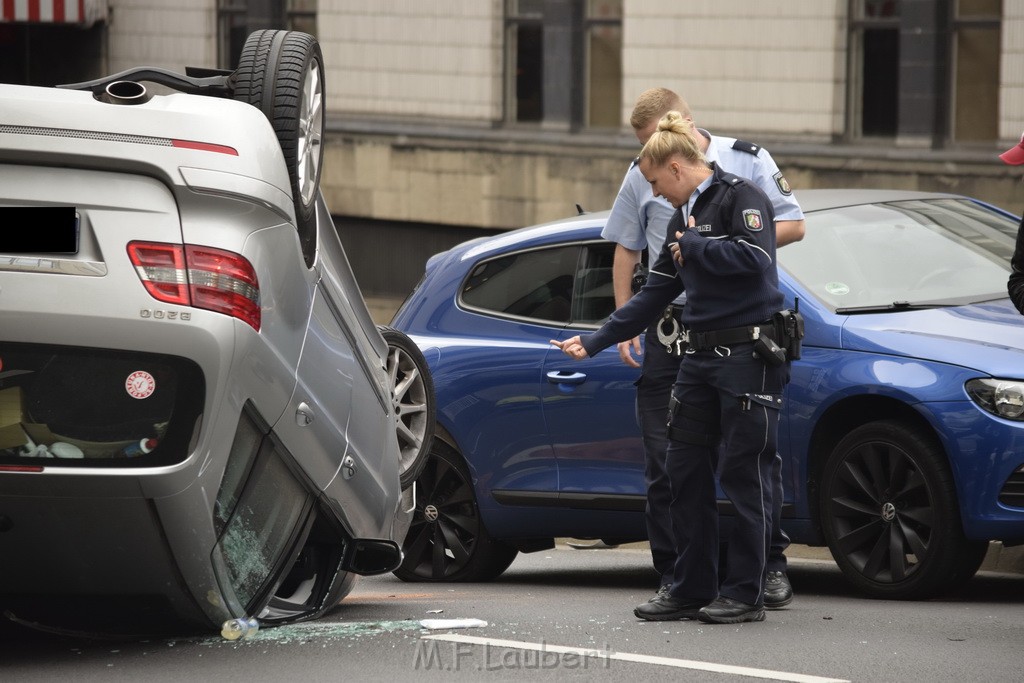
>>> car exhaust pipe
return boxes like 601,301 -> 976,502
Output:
98,80 -> 150,105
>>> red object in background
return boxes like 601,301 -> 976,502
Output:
1,0 -> 87,23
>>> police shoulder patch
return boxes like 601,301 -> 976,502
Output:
742,209 -> 763,232
732,139 -> 761,155
773,171 -> 792,195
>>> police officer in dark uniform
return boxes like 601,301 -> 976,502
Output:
1010,219 -> 1024,314
553,111 -> 793,624
603,88 -> 803,610
999,133 -> 1024,314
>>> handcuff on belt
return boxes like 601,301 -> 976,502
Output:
657,304 -> 805,364
656,307 -> 687,357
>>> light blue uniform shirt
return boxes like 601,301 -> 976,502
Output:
602,128 -> 803,259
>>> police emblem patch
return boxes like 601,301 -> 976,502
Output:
773,171 -> 792,195
743,209 -> 763,231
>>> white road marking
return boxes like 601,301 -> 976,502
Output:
422,633 -> 850,683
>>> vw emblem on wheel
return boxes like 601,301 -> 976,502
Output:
881,502 -> 897,522
424,504 -> 439,522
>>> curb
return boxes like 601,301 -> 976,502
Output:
558,539 -> 1024,576
978,541 -> 1024,575
788,542 -> 1024,576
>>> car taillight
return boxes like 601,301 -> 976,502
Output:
128,241 -> 261,331
184,246 -> 261,331
127,242 -> 190,305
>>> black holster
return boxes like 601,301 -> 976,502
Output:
772,309 -> 805,361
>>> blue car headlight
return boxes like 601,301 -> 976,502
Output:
966,378 -> 1024,420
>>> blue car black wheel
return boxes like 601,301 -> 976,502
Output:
820,420 -> 988,599
394,442 -> 517,582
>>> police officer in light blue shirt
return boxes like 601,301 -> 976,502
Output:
604,137 -> 802,266
600,88 -> 804,610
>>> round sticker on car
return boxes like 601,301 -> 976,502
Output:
825,282 -> 850,296
125,370 -> 156,399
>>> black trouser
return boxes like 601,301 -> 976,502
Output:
638,327 -> 790,588
665,343 -> 789,605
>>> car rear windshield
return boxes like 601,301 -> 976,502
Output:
0,343 -> 203,467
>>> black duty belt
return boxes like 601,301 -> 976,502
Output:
685,322 -> 770,352
658,306 -> 805,363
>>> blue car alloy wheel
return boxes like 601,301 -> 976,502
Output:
393,442 -> 518,582
820,420 -> 989,599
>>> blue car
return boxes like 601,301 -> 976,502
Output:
390,189 -> 1024,599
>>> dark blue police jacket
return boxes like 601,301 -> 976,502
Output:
582,162 -> 783,357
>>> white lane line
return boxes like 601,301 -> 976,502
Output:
421,633 -> 850,683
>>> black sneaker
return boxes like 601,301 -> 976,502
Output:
634,595 -> 709,621
647,583 -> 672,602
763,570 -> 793,609
697,597 -> 766,624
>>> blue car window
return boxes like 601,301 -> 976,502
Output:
461,245 -> 579,323
571,243 -> 616,325
459,241 -> 618,327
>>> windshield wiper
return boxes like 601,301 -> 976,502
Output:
835,301 -> 956,314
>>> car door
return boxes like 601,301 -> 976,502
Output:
541,242 -> 647,501
451,243 -> 583,495
269,206 -> 397,539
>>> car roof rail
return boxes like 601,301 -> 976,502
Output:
57,66 -> 236,98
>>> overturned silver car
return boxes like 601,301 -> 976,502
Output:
0,30 -> 433,636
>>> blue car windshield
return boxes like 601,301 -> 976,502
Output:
779,199 -> 1017,311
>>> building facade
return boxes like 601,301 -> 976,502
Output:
3,0 -> 1022,298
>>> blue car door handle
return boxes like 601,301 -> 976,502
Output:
546,370 -> 587,385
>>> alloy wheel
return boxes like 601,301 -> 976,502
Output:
296,59 -> 323,207
826,438 -> 933,583
385,342 -> 430,482
402,449 -> 479,579
821,420 -> 986,599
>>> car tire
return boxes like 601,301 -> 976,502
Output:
393,442 -> 518,582
820,420 -> 988,599
378,326 -> 436,489
233,29 -> 324,259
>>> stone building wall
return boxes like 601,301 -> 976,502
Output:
321,128 -> 1024,232
106,0 -> 216,75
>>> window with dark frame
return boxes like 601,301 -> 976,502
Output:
585,0 -> 622,129
848,0 -> 1001,145
952,0 -> 1000,143
506,0 -> 544,123
217,0 -> 318,70
505,0 -> 622,129
851,0 -> 900,138
218,0 -> 249,70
